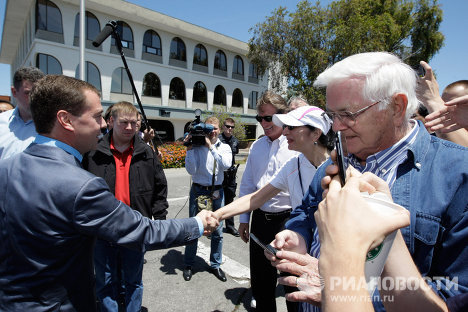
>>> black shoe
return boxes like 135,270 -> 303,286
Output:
225,227 -> 240,237
210,267 -> 227,282
183,266 -> 192,281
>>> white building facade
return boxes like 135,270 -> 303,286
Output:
0,0 -> 268,141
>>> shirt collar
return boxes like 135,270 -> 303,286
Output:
212,138 -> 222,148
33,134 -> 83,162
110,136 -> 134,154
265,134 -> 284,144
10,107 -> 34,125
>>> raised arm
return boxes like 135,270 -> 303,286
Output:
213,183 -> 280,221
417,61 -> 468,147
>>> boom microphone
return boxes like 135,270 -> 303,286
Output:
92,21 -> 117,47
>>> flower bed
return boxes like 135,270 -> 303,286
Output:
158,142 -> 187,169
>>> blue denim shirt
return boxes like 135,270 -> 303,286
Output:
287,123 -> 468,306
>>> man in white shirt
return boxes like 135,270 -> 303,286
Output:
0,67 -> 44,159
238,91 -> 298,311
183,116 -> 232,282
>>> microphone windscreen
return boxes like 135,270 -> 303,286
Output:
92,24 -> 114,47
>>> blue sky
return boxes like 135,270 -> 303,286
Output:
0,0 -> 466,97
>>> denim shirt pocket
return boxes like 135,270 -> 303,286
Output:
413,212 -> 443,275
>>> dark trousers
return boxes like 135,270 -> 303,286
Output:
250,209 -> 298,312
223,184 -> 237,229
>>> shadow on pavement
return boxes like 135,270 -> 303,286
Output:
159,248 -> 213,277
225,287 -> 254,311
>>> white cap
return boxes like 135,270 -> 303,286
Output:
272,105 -> 331,134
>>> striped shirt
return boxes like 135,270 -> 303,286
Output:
304,121 -> 419,312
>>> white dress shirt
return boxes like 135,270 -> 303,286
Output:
269,153 -> 317,210
0,108 -> 37,160
185,138 -> 232,186
239,135 -> 298,223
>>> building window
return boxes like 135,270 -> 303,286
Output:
169,77 -> 185,100
233,56 -> 244,75
232,89 -> 243,107
111,67 -> 132,94
214,85 -> 226,106
36,53 -> 62,74
143,30 -> 162,55
214,50 -> 227,71
170,37 -> 186,62
36,0 -> 63,34
75,61 -> 101,91
73,11 -> 100,40
111,21 -> 134,50
249,91 -> 259,109
193,44 -> 207,67
142,73 -> 161,97
193,81 -> 207,103
249,63 -> 258,79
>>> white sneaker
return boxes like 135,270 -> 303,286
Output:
250,297 -> 256,309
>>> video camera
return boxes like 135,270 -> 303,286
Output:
184,109 -> 214,146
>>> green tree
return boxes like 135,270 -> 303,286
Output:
248,0 -> 444,106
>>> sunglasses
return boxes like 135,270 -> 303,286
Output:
255,115 -> 273,122
282,125 -> 298,130
224,125 -> 235,129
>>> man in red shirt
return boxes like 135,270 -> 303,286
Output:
83,101 -> 168,312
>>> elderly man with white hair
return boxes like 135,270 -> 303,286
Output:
269,52 -> 468,312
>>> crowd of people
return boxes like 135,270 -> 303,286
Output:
1,50 -> 468,312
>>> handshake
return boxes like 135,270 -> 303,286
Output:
196,210 -> 221,235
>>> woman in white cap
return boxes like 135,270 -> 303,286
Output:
213,105 -> 333,230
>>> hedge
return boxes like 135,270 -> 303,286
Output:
158,142 -> 187,169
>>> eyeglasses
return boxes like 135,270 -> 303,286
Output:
255,115 -> 273,122
324,100 -> 381,126
282,125 -> 298,131
224,125 -> 235,129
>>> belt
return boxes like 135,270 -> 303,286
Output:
193,183 -> 223,191
255,209 -> 292,220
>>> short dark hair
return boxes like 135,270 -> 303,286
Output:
13,67 -> 44,90
0,99 -> 12,105
104,104 -> 114,123
224,117 -> 235,125
306,125 -> 335,151
30,75 -> 100,134
444,80 -> 468,91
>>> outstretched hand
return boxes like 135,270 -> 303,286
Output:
265,230 -> 308,263
275,250 -> 322,305
196,210 -> 219,235
425,95 -> 468,133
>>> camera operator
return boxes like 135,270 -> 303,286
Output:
219,118 -> 240,237
182,116 -> 232,282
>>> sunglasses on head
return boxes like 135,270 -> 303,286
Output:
255,115 -> 273,122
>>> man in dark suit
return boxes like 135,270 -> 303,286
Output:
0,75 -> 217,312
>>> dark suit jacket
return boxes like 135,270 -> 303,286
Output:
0,143 -> 200,312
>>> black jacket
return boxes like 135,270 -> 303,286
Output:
219,133 -> 239,188
83,131 -> 168,220
219,133 -> 239,168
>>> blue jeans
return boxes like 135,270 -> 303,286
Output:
184,184 -> 224,268
94,239 -> 144,312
